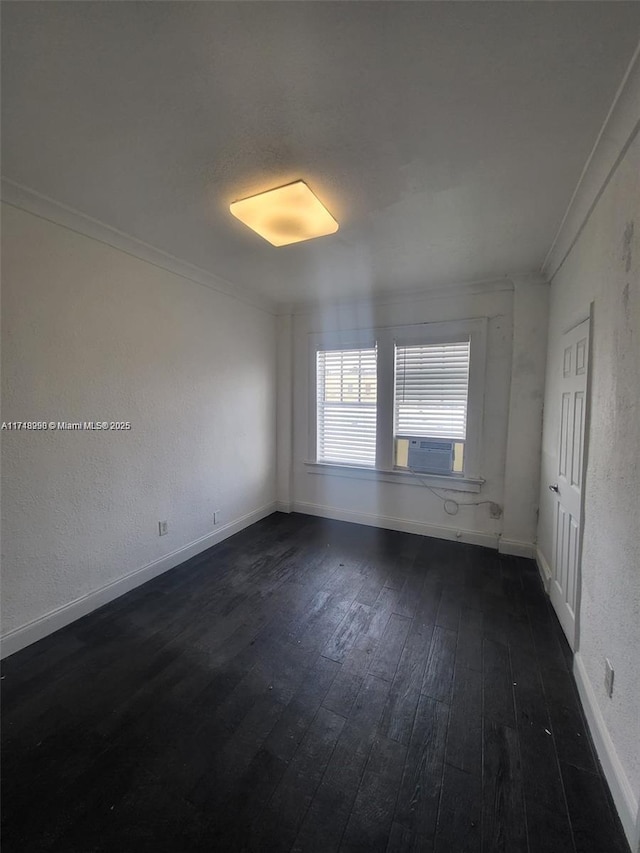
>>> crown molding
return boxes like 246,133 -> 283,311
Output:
284,274 -> 527,317
542,39 -> 640,282
509,273 -> 549,289
1,178 -> 277,315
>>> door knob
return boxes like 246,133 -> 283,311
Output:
549,483 -> 559,493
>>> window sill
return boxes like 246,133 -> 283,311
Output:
303,461 -> 485,493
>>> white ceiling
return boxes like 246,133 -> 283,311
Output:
2,2 -> 640,306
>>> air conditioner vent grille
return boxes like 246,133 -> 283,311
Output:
407,437 -> 455,474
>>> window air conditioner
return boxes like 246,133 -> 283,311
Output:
407,438 -> 455,474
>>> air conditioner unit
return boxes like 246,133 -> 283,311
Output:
407,438 -> 455,474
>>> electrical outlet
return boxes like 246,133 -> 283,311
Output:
158,520 -> 168,536
604,659 -> 614,698
213,511 -> 220,525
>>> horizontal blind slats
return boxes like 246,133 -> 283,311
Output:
395,341 -> 470,440
317,348 -> 377,466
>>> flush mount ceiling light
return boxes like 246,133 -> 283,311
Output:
229,180 -> 339,247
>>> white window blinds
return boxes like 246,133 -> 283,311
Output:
395,341 -> 470,440
317,347 -> 377,466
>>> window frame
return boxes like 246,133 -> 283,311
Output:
308,318 -> 487,490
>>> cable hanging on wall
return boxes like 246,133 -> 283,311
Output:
408,467 -> 502,517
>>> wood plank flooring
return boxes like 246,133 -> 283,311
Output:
1,513 -> 630,852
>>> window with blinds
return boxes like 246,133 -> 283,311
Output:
394,341 -> 470,440
317,347 -> 377,466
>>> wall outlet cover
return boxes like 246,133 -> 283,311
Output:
489,502 -> 503,518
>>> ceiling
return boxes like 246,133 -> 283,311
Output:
2,2 -> 640,306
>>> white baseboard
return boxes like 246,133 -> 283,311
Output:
573,652 -> 639,851
0,502 -> 277,659
292,501 -> 499,550
275,501 -> 292,513
535,547 -> 553,592
498,538 -> 536,559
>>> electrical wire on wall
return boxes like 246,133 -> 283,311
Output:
408,468 -> 502,517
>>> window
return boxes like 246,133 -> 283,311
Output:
311,319 -> 486,484
316,347 -> 377,466
394,341 -> 470,473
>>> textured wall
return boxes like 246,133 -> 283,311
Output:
538,133 -> 640,798
1,204 -> 277,637
291,285 -> 529,544
500,279 -> 549,550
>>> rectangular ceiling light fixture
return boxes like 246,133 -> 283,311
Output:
230,180 -> 339,247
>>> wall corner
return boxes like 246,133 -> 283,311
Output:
501,277 -> 550,546
276,312 -> 294,508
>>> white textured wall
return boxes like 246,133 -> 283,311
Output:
538,133 -> 640,799
289,283 -> 547,547
501,278 -> 549,550
1,204 -> 277,638
276,313 -> 293,511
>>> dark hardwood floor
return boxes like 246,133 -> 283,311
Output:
1,513 -> 630,852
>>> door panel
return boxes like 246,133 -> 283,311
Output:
559,393 -> 570,477
571,392 -> 584,487
548,318 -> 589,651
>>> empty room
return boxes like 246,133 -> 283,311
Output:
1,2 -> 639,851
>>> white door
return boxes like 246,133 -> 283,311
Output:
548,318 -> 590,650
